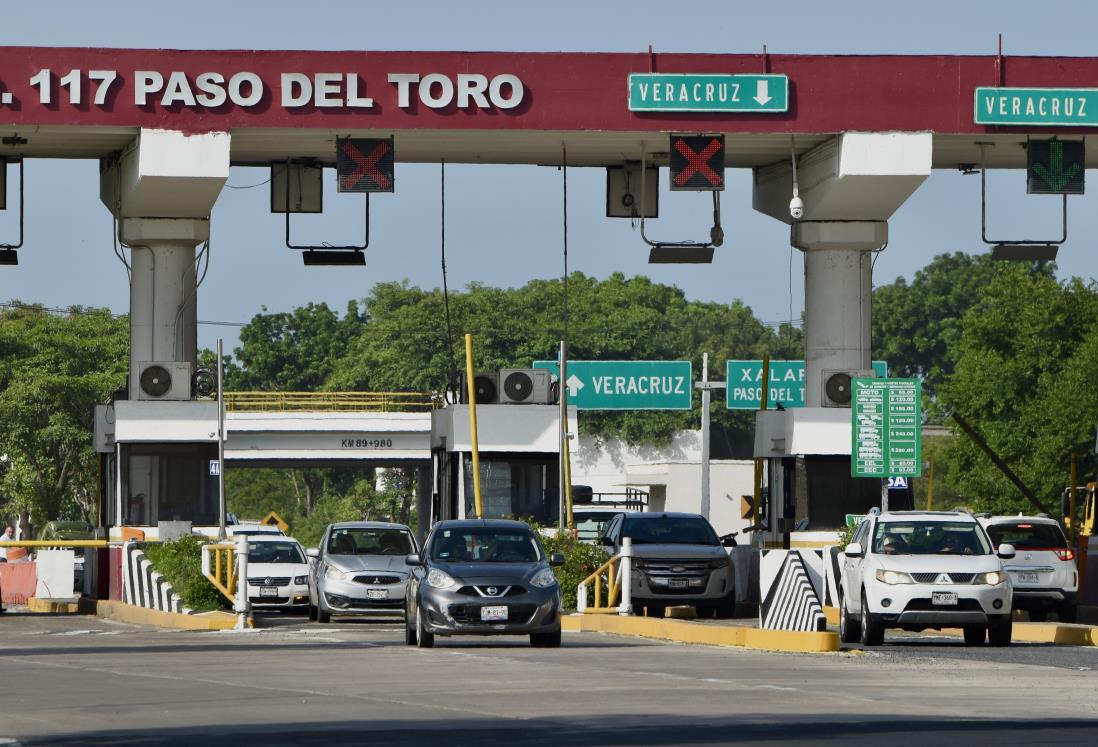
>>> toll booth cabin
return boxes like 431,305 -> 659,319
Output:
429,404 -> 576,528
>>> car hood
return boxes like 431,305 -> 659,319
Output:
432,561 -> 544,585
326,554 -> 410,574
247,562 -> 309,577
868,554 -> 1001,573
628,543 -> 727,561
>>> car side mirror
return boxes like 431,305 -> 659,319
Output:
600,535 -> 615,547
997,543 -> 1016,560
549,552 -> 565,567
305,548 -> 319,558
405,553 -> 423,566
844,542 -> 864,558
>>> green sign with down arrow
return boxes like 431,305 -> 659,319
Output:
1027,139 -> 1085,195
532,360 -> 692,410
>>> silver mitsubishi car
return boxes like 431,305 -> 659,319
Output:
307,521 -> 418,623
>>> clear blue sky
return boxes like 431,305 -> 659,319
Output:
2,1 -> 1097,355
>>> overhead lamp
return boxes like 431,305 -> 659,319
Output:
0,249 -> 17,265
302,250 -> 366,266
648,245 -> 715,263
990,244 -> 1058,262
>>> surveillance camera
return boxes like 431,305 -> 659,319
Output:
789,195 -> 804,220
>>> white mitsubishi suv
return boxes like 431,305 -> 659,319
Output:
839,509 -> 1015,647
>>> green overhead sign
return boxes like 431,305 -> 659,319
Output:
852,378 -> 922,479
629,74 -> 789,113
726,360 -> 888,410
533,360 -> 692,410
1027,139 -> 1085,195
974,87 -> 1098,127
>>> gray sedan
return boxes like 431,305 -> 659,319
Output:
307,521 -> 418,623
405,519 -> 564,648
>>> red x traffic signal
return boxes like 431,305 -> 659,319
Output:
669,134 -> 724,191
337,137 -> 395,193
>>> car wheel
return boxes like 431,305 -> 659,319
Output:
405,607 -> 418,646
415,607 -> 434,649
1058,603 -> 1077,624
530,626 -> 562,648
695,605 -> 716,619
1028,609 -> 1047,623
308,605 -> 318,621
317,608 -> 331,624
988,618 -> 1012,647
962,625 -> 986,645
859,592 -> 884,646
839,591 -> 861,644
645,604 -> 666,619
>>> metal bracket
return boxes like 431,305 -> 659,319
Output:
639,150 -> 723,263
0,158 -> 24,264
980,144 -> 1066,260
284,159 -> 369,256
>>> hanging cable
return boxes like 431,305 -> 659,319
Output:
562,144 -> 569,343
439,159 -> 458,400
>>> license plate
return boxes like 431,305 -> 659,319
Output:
366,589 -> 387,600
932,592 -> 958,606
259,587 -> 278,597
668,578 -> 689,590
1017,572 -> 1039,584
481,605 -> 508,622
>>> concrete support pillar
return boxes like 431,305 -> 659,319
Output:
122,218 -> 208,378
792,220 -> 886,407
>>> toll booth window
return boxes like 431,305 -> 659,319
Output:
119,443 -> 218,526
463,454 -> 558,526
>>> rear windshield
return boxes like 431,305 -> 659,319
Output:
985,522 -> 1067,550
327,528 -> 415,556
621,517 -> 719,546
430,528 -> 542,563
248,541 -> 306,564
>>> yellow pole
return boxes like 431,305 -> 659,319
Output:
927,458 -> 935,511
1068,453 -> 1078,534
465,334 -> 484,519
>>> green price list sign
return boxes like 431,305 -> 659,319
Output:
852,378 -> 922,479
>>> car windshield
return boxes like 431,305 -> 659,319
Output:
327,528 -> 414,556
621,516 -> 719,546
430,528 -> 542,563
985,522 -> 1067,550
248,541 -> 306,564
574,511 -> 622,542
873,521 -> 991,556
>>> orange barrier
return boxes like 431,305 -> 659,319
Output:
1,562 -> 37,604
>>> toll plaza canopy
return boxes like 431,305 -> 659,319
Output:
3,47 -> 1098,167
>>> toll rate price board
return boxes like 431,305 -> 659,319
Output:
851,378 -> 922,479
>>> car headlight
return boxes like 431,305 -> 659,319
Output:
530,568 -> 557,588
426,568 -> 457,589
975,571 -> 1006,585
875,569 -> 914,585
325,566 -> 351,581
293,575 -> 308,585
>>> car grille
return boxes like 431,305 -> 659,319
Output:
903,598 -> 984,612
248,576 -> 291,586
910,573 -> 977,584
448,603 -> 538,625
455,585 -> 526,597
324,593 -> 403,610
353,575 -> 402,585
642,560 -> 712,578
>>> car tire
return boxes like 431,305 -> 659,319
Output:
317,608 -> 331,624
415,607 -> 434,649
1028,609 -> 1047,623
695,605 -> 716,619
713,590 -> 737,620
530,626 -> 562,648
1058,603 -> 1077,624
308,605 -> 318,621
988,618 -> 1012,647
962,625 -> 986,645
859,592 -> 884,646
839,591 -> 861,644
405,608 -> 418,646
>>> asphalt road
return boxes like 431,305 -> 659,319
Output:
0,611 -> 1095,746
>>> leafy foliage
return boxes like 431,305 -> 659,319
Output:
142,536 -> 230,612
537,526 -> 613,610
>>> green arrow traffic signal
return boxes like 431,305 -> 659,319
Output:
1028,139 -> 1085,195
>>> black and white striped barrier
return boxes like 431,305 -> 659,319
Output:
759,549 -> 826,632
122,541 -> 191,614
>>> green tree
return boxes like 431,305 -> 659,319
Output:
0,303 -> 128,525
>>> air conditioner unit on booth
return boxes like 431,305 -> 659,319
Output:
821,369 -> 875,408
134,362 -> 193,401
499,368 -> 554,404
460,372 -> 500,404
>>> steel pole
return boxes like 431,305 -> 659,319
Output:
700,353 -> 711,521
559,339 -> 567,531
217,338 -> 226,541
464,334 -> 483,519
234,532 -> 250,629
618,536 -> 633,616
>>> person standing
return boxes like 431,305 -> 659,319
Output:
0,524 -> 13,561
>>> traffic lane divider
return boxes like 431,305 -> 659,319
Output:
562,614 -> 839,653
94,599 -> 244,630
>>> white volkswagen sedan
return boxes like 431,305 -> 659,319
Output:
839,509 -> 1015,647
245,535 -> 312,612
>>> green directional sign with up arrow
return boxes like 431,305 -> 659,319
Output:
1027,139 -> 1085,195
532,360 -> 692,410
629,74 -> 789,113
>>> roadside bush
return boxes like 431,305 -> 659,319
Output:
536,526 -> 612,610
142,535 -> 230,612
